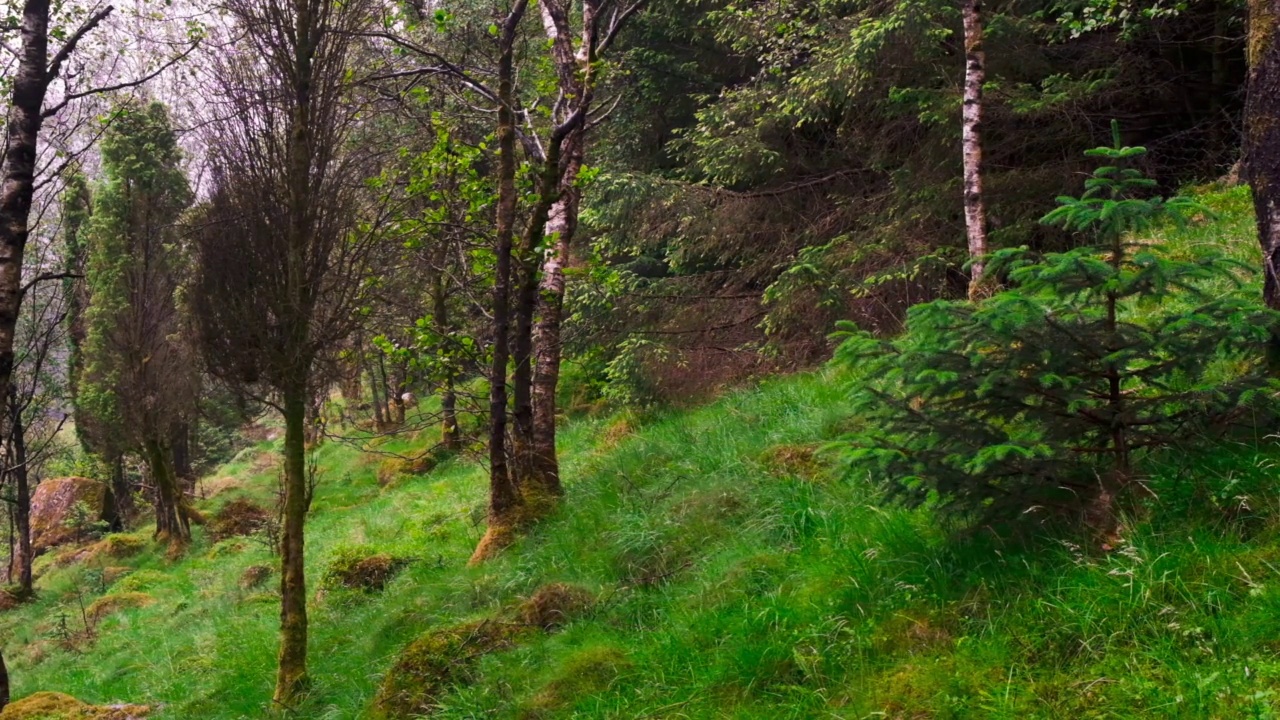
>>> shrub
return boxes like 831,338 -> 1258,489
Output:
836,125 -> 1280,531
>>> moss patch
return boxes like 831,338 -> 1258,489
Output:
85,592 -> 154,623
207,499 -> 270,542
0,692 -> 149,719
521,646 -> 631,717
320,547 -> 408,592
370,619 -> 525,719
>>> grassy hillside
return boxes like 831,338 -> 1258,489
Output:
9,185 -> 1280,719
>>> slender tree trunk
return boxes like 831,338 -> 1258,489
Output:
366,356 -> 384,427
373,351 -> 394,422
110,454 -> 131,528
0,0 -> 53,414
8,390 -> 31,594
510,158 -> 564,494
529,142 -> 582,498
12,470 -> 27,595
0,648 -> 10,712
274,385 -> 310,704
1245,0 -> 1280,310
6,505 -> 13,585
172,423 -> 192,482
962,0 -> 989,299
144,437 -> 188,544
432,272 -> 460,450
472,0 -> 531,565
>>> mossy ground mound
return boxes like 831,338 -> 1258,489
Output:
516,583 -> 595,630
0,692 -> 148,719
520,646 -> 631,717
207,499 -> 269,542
376,453 -> 439,488
371,620 -> 524,719
84,593 -> 154,623
320,547 -> 407,592
238,565 -> 272,590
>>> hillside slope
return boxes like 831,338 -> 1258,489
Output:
8,185 -> 1280,719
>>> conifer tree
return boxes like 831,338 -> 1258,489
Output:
78,101 -> 196,544
838,124 -> 1280,530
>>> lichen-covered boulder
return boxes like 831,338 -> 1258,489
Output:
30,477 -> 115,553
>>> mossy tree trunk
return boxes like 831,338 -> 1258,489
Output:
431,270 -> 460,451
474,0 -> 531,566
1245,0 -> 1280,309
528,140 -> 581,500
7,386 -> 31,594
144,436 -> 189,544
274,383 -> 310,705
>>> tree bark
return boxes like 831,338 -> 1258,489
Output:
1245,0 -> 1280,310
0,0 -> 110,413
0,648 -> 10,712
274,385 -> 310,705
109,454 -> 131,528
431,271 -> 460,450
529,142 -> 582,498
0,0 -> 53,415
144,437 -> 189,544
365,358 -> 386,429
511,147 -> 567,495
7,387 -> 31,594
962,0 -> 990,299
472,0 -> 531,565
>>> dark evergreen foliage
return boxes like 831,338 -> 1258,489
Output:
836,126 -> 1280,527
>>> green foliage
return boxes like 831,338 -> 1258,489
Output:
77,100 -> 193,455
835,129 -> 1280,525
62,500 -> 109,542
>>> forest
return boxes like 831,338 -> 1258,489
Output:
0,0 -> 1278,716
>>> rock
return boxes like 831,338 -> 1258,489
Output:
0,691 -> 149,719
30,478 -> 115,554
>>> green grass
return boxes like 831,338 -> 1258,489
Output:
9,184 -> 1280,718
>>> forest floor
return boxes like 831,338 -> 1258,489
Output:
9,185 -> 1280,718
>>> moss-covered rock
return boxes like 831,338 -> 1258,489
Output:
321,547 -> 407,592
30,478 -> 115,553
85,592 -> 154,623
0,691 -> 149,719
370,619 -> 525,718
